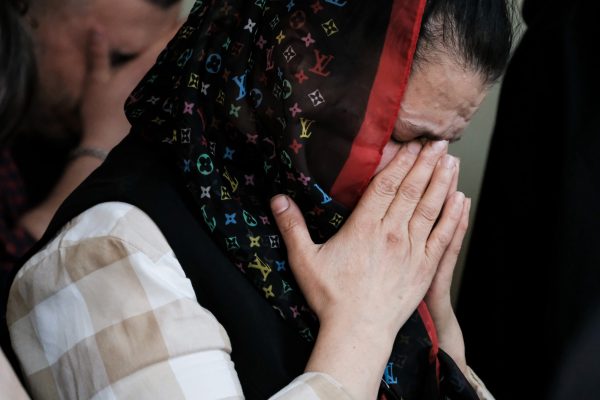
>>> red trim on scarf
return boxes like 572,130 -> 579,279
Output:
330,0 -> 427,208
328,0 -> 439,380
418,302 -> 440,380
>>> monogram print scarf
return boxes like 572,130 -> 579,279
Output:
125,1 -> 441,398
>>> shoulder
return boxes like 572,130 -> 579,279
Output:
6,203 -> 237,399
8,202 -> 193,320
21,202 -> 172,268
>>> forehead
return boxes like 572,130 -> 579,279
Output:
400,56 -> 488,137
89,0 -> 180,53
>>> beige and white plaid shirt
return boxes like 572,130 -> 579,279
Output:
7,203 -> 353,400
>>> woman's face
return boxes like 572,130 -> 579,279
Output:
375,52 -> 489,173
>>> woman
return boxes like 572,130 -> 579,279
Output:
4,0 -> 512,398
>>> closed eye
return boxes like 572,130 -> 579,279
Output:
110,51 -> 137,68
398,120 -> 462,143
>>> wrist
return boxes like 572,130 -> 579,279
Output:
79,136 -> 114,152
19,207 -> 54,240
437,315 -> 467,375
306,318 -> 394,400
321,315 -> 396,351
69,146 -> 109,162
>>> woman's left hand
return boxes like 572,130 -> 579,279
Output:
425,159 -> 471,374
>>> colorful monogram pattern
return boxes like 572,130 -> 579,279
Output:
125,1 -> 438,398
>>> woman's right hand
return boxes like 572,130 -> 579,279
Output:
270,140 -> 464,399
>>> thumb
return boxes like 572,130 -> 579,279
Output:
270,195 -> 314,259
87,29 -> 111,83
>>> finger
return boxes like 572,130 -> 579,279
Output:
425,191 -> 465,266
383,140 -> 448,227
428,197 -> 471,298
446,157 -> 460,202
270,195 -> 315,261
406,154 -> 457,243
353,141 -> 422,223
87,29 -> 111,83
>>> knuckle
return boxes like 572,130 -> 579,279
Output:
434,231 -> 452,248
449,242 -> 463,258
423,152 -> 441,168
398,182 -> 422,203
385,232 -> 402,246
373,175 -> 401,198
391,153 -> 415,172
416,203 -> 439,223
427,231 -> 452,255
281,217 -> 300,236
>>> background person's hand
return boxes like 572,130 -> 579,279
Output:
271,140 -> 465,400
79,28 -> 172,150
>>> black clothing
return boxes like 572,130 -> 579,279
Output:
457,1 -> 600,399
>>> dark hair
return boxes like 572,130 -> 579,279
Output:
146,0 -> 181,9
0,1 -> 36,143
416,0 -> 514,83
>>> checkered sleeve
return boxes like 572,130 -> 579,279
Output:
6,202 -> 353,400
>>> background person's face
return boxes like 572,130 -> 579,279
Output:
375,52 -> 488,173
29,0 -> 181,137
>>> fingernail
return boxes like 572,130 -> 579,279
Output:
442,154 -> 456,169
406,141 -> 422,155
453,192 -> 466,210
271,195 -> 290,215
431,140 -> 448,152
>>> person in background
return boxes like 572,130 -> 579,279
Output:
457,0 -> 600,398
0,0 -> 182,299
5,0 -> 513,398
